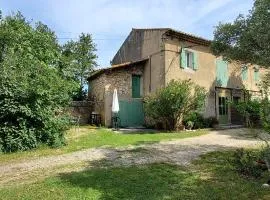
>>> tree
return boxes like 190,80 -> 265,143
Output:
211,0 -> 270,67
0,12 -> 77,152
61,33 -> 97,100
144,80 -> 207,130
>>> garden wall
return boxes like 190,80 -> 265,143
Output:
69,101 -> 94,124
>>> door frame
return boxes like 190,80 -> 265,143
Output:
215,88 -> 231,125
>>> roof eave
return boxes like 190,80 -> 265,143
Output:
165,29 -> 212,46
87,58 -> 149,81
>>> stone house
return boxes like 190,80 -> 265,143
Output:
88,28 -> 267,127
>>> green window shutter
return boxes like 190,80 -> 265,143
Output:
132,75 -> 141,98
180,48 -> 187,69
241,66 -> 248,80
254,69 -> 260,82
216,59 -> 228,87
193,51 -> 198,70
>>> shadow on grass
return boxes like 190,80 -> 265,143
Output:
56,151 -> 270,200
58,163 -> 203,200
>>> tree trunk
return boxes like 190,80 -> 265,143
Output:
175,114 -> 185,131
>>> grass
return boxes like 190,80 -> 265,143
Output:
1,151 -> 269,200
0,126 -> 208,163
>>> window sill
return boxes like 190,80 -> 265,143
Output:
183,68 -> 196,74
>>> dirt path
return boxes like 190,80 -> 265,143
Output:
0,128 -> 268,185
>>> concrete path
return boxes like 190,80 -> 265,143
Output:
0,128 -> 268,186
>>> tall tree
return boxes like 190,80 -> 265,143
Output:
211,0 -> 270,67
0,12 -> 77,152
62,33 -> 97,100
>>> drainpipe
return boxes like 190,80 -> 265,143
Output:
215,88 -> 217,119
149,55 -> 152,93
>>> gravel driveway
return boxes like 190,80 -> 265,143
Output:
0,128 -> 268,185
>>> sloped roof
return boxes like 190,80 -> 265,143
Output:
87,58 -> 148,81
132,28 -> 212,46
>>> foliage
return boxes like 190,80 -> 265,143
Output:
186,121 -> 194,130
61,33 -> 97,100
232,99 -> 261,127
261,73 -> 270,133
0,12 -> 77,152
144,80 -> 207,130
183,113 -> 219,129
205,116 -> 219,128
183,112 -> 218,129
211,0 -> 270,67
230,148 -> 266,178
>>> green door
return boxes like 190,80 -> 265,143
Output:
218,96 -> 229,124
119,99 -> 144,127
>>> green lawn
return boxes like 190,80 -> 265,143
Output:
1,151 -> 269,200
0,126 -> 208,163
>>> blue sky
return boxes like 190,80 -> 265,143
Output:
1,0 -> 254,68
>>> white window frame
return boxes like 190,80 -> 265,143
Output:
185,50 -> 194,69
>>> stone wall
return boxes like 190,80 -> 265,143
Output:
88,65 -> 144,126
69,101 -> 94,124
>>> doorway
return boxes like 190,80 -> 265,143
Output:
218,96 -> 229,124
231,96 -> 243,124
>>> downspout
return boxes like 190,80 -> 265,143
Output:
215,87 -> 217,119
149,55 -> 152,92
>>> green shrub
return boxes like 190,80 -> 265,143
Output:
144,80 -> 206,130
230,148 -> 265,178
204,117 -> 219,128
233,99 -> 261,127
186,121 -> 194,130
183,112 -> 205,129
183,113 -> 218,129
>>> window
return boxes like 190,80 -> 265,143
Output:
241,66 -> 248,81
180,48 -> 198,70
216,59 -> 228,87
132,75 -> 141,98
254,68 -> 260,82
186,51 -> 194,69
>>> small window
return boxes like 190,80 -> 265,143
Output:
186,51 -> 194,69
132,75 -> 141,98
180,48 -> 198,70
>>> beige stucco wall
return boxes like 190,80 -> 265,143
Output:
90,29 -> 270,126
112,29 -> 166,96
89,65 -> 144,126
164,38 -> 217,117
164,37 -> 266,118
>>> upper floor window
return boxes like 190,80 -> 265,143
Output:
241,66 -> 248,81
186,51 -> 194,69
254,67 -> 260,82
180,48 -> 198,70
216,59 -> 228,87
